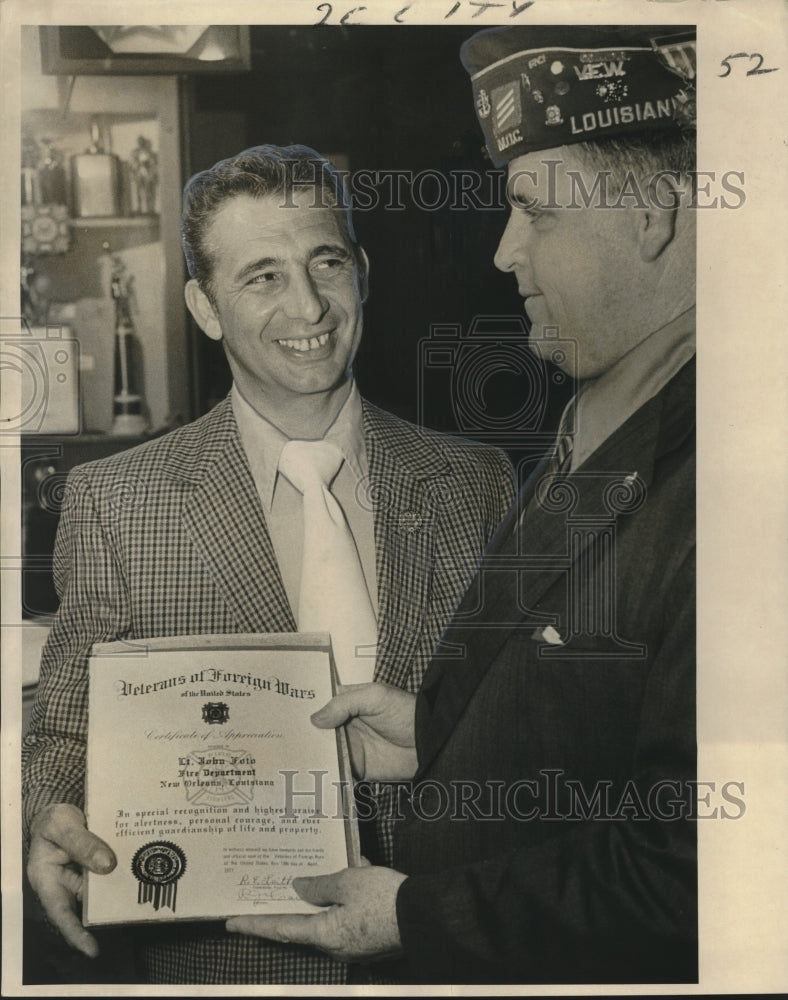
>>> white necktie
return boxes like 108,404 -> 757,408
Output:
278,439 -> 377,685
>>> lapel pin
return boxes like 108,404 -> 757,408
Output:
398,510 -> 423,535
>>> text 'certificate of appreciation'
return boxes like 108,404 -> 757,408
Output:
84,632 -> 359,926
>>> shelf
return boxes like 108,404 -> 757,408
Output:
69,215 -> 159,228
19,66 -> 189,435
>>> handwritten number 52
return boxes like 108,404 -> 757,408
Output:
719,52 -> 779,77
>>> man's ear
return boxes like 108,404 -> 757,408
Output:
357,247 -> 370,304
185,279 -> 222,341
637,172 -> 686,262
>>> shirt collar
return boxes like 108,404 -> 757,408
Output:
232,381 -> 368,510
568,306 -> 696,472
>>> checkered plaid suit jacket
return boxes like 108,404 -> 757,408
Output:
22,395 -> 514,984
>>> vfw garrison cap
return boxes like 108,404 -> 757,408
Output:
460,25 -> 696,167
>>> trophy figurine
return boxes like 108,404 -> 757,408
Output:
108,249 -> 148,436
129,136 -> 159,215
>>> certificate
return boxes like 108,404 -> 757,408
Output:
83,632 -> 359,926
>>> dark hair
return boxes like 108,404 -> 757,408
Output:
181,144 -> 361,300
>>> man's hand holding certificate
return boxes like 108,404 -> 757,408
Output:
227,680 -> 417,962
311,682 -> 419,781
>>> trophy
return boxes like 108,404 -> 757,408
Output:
107,248 -> 148,436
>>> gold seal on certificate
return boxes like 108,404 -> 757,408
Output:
83,633 -> 360,926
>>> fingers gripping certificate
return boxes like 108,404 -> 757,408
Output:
84,633 -> 359,926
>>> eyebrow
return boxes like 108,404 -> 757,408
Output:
309,243 -> 351,261
510,192 -> 542,210
233,244 -> 351,284
234,256 -> 280,283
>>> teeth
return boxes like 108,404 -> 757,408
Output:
278,332 -> 330,352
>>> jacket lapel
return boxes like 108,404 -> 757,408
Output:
178,400 -> 295,635
363,403 -> 451,689
416,358 -> 695,775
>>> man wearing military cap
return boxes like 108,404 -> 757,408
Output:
230,25 -> 698,985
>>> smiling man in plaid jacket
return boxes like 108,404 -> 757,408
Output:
22,144 -> 514,984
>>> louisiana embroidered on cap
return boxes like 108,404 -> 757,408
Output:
460,25 -> 696,167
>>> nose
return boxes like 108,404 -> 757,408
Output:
493,211 -> 529,274
282,270 -> 328,325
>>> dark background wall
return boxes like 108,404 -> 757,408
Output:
186,25 -> 573,461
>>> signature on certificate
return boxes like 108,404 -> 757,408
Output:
237,873 -> 294,902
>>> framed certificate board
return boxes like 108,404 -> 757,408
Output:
84,632 -> 359,925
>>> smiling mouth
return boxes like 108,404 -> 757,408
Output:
276,331 -> 332,353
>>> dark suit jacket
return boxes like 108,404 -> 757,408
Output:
394,358 -> 697,985
22,396 -> 514,984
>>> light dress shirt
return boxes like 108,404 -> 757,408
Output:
231,380 -> 378,620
